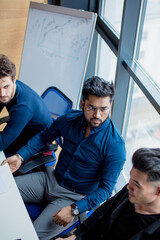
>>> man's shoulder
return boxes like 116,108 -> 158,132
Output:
108,119 -> 125,144
67,109 -> 83,117
61,109 -> 83,120
16,80 -> 44,104
54,109 -> 83,126
16,80 -> 28,88
16,80 -> 39,95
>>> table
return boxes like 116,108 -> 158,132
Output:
0,152 -> 38,240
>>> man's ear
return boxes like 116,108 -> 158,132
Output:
156,187 -> 160,196
81,99 -> 85,110
13,76 -> 16,84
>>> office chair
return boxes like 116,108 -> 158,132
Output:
41,86 -> 73,120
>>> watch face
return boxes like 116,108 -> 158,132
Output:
73,208 -> 79,215
71,203 -> 80,216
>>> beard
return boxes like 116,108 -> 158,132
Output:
84,116 -> 103,128
0,84 -> 15,104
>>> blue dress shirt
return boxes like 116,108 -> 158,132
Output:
0,80 -> 52,156
18,110 -> 126,213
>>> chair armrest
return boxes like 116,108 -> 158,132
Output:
0,116 -> 9,124
41,143 -> 58,152
19,155 -> 56,174
33,143 -> 58,157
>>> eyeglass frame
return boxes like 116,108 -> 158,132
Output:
85,105 -> 111,115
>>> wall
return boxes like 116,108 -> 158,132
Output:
0,0 -> 45,122
0,0 -> 45,76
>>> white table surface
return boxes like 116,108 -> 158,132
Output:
0,151 -> 38,240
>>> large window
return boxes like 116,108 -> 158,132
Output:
101,0 -> 124,35
125,82 -> 160,180
96,35 -> 117,83
137,0 -> 160,88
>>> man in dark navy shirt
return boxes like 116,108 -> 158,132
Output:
57,148 -> 160,240
0,54 -> 52,157
2,76 -> 126,240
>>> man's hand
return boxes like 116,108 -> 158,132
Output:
1,155 -> 22,173
53,205 -> 75,227
56,234 -> 76,240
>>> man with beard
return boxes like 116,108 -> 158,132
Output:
2,76 -> 126,240
0,54 -> 52,157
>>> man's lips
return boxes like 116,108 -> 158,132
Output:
0,96 -> 8,101
128,191 -> 135,198
91,118 -> 101,123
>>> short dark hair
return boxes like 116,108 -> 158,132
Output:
0,54 -> 16,81
132,148 -> 160,182
82,76 -> 115,103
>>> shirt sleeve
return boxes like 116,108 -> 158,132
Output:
0,105 -> 33,151
75,140 -> 126,213
17,118 -> 61,161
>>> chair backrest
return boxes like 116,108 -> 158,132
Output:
41,87 -> 73,120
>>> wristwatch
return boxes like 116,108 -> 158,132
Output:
71,203 -> 80,216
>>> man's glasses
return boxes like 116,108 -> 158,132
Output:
86,105 -> 110,115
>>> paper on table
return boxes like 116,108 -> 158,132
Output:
0,167 -> 10,194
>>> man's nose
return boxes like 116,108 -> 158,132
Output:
0,89 -> 5,96
93,108 -> 101,118
127,179 -> 133,191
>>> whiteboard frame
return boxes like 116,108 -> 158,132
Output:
30,1 -> 93,19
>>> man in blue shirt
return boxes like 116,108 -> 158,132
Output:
0,54 -> 52,157
2,76 -> 126,240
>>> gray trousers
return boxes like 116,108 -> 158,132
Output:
15,166 -> 84,240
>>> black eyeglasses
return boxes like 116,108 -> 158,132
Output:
86,105 -> 110,115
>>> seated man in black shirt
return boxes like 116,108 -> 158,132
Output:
57,147 -> 160,240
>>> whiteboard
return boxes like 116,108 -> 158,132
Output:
19,2 -> 97,108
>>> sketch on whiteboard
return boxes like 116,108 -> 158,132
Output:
29,14 -> 90,61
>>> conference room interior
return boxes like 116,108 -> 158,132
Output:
0,0 -> 160,195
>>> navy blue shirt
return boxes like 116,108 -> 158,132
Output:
18,110 -> 126,213
0,80 -> 52,156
